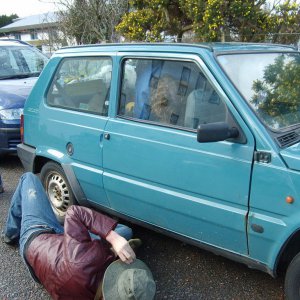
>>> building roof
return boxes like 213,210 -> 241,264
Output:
0,12 -> 58,33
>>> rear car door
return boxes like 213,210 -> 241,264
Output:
103,53 -> 255,253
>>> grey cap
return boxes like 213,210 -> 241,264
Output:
102,259 -> 156,300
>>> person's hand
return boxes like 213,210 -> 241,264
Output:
106,230 -> 136,264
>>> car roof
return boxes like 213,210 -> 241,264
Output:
0,39 -> 32,47
205,42 -> 297,53
56,42 -> 298,55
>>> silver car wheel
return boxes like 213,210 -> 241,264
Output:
46,172 -> 71,217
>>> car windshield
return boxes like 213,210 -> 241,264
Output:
217,52 -> 300,131
0,45 -> 48,80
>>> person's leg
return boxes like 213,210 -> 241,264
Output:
4,173 -> 65,281
4,173 -> 64,244
20,173 -> 64,234
89,223 -> 133,241
0,174 -> 3,193
114,224 -> 133,240
19,173 -> 64,256
4,173 -> 25,241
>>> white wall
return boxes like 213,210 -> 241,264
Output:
20,33 -> 31,41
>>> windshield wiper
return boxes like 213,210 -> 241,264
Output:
0,72 -> 40,80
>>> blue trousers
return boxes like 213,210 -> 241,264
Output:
4,173 -> 132,266
0,174 -> 3,193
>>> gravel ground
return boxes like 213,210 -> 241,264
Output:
0,155 -> 284,299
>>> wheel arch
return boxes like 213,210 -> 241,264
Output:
33,156 -> 89,208
33,155 -> 51,174
274,229 -> 300,277
61,163 -> 90,208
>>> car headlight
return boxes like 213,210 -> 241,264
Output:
0,108 -> 23,120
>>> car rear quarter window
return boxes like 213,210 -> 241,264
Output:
46,57 -> 112,116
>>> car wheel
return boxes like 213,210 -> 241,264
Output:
285,252 -> 300,299
40,161 -> 76,222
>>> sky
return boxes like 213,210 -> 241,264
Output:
1,0 -> 295,19
1,0 -> 58,18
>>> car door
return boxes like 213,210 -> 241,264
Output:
43,55 -> 113,207
103,53 -> 255,253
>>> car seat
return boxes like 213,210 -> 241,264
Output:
184,84 -> 227,129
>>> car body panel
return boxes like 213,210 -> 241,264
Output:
280,143 -> 300,171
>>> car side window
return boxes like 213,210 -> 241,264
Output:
47,57 -> 112,116
119,58 -> 228,129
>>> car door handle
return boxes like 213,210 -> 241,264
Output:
104,133 -> 110,140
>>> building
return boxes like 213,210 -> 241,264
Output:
0,12 -> 63,55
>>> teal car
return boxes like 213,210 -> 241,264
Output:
18,43 -> 300,299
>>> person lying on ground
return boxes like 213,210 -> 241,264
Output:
2,172 -> 156,300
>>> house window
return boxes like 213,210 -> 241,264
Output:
14,33 -> 21,40
49,29 -> 59,40
30,31 -> 38,40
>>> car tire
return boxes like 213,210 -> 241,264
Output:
40,161 -> 76,223
285,252 -> 300,300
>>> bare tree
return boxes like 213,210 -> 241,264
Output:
55,0 -> 129,44
37,11 -> 68,54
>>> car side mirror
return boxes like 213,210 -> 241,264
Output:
197,122 -> 239,143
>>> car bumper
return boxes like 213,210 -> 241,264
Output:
17,143 -> 36,172
0,127 -> 21,153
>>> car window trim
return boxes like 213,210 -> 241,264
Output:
116,54 -> 240,135
214,51 -> 300,147
45,55 -> 113,117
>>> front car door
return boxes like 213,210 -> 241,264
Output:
103,52 -> 255,254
